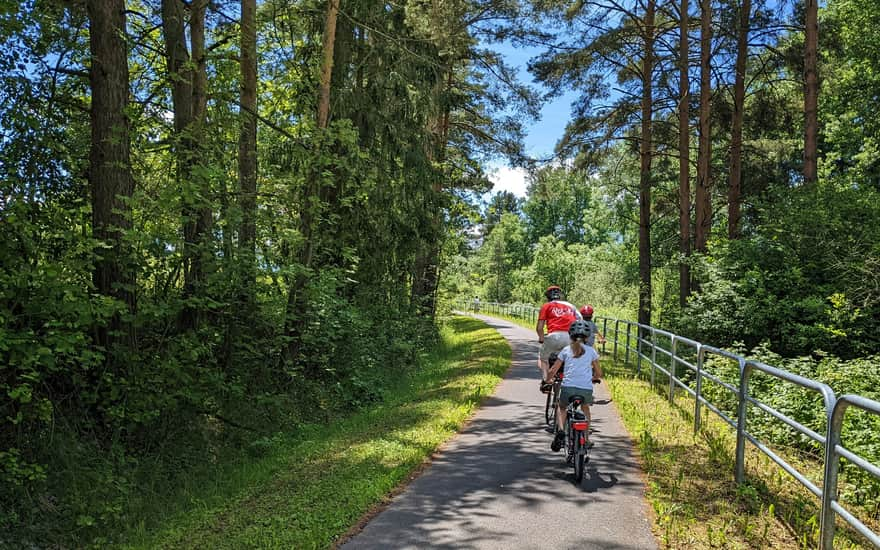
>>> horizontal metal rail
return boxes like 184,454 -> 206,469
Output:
457,299 -> 880,549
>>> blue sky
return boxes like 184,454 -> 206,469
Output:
485,40 -> 579,198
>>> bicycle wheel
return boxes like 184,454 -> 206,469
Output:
551,384 -> 562,426
544,386 -> 554,425
573,434 -> 585,482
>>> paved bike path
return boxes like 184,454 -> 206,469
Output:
341,315 -> 657,550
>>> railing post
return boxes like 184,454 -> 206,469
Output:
650,327 -> 657,387
613,320 -> 619,361
636,324 -> 643,373
695,344 -> 704,434
735,358 -> 750,484
601,318 -> 608,354
669,337 -> 677,404
625,322 -> 632,368
820,399 -> 844,550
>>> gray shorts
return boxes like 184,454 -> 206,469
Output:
560,386 -> 594,406
540,331 -> 570,361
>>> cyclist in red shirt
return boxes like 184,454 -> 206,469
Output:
537,286 -> 581,391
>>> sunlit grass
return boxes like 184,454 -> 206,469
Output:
121,316 -> 510,549
604,358 -> 873,549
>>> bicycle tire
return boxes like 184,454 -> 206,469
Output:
544,386 -> 554,425
573,434 -> 585,482
550,383 -> 562,427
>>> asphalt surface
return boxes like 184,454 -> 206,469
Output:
341,314 -> 658,550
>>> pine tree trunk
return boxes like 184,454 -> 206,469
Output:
87,0 -> 136,346
190,0 -> 212,307
285,0 -> 340,361
317,0 -> 340,129
804,0 -> 818,184
239,0 -> 258,279
729,0 -> 749,239
679,0 -> 691,307
695,0 -> 712,254
638,0 -> 655,327
161,0 -> 202,328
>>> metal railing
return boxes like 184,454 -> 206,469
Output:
459,300 -> 880,549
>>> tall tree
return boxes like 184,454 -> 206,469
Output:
679,0 -> 691,305
161,0 -> 211,327
728,0 -> 750,239
638,0 -> 656,326
317,0 -> 340,129
803,0 -> 818,184
484,190 -> 522,236
695,0 -> 712,253
239,0 -> 258,283
87,0 -> 136,342
285,0 -> 341,359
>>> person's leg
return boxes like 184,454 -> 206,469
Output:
556,401 -> 566,432
539,358 -> 548,381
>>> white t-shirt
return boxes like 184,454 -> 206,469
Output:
558,344 -> 600,389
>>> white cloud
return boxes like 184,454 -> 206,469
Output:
488,165 -> 529,198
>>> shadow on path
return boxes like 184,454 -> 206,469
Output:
342,314 -> 657,550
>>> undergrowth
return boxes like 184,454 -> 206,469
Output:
114,315 -> 510,549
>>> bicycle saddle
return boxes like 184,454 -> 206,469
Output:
568,395 -> 585,405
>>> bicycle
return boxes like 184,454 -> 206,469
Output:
544,365 -> 563,428
553,380 -> 600,482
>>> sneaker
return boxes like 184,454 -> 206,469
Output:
544,425 -> 555,434
550,432 -> 564,452
540,381 -> 552,394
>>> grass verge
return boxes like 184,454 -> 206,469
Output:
603,357 -> 872,549
121,316 -> 510,549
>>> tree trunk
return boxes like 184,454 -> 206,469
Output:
317,0 -> 340,129
679,0 -> 691,306
239,0 -> 258,279
638,0 -> 655,327
191,0 -> 212,298
87,0 -> 136,345
804,0 -> 818,184
411,68 -> 453,318
285,0 -> 340,361
695,0 -> 712,254
161,0 -> 203,328
728,0 -> 749,239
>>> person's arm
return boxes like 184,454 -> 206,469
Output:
546,358 -> 564,382
536,319 -> 546,343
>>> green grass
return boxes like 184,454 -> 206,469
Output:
603,357 -> 874,549
118,316 -> 510,549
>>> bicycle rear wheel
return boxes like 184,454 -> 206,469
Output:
573,435 -> 585,482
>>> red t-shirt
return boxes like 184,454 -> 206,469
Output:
539,301 -> 578,333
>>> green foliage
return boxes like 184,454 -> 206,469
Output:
522,166 -> 611,246
122,316 -> 509,549
474,212 -> 530,301
1,0 -> 533,543
674,180 -> 880,359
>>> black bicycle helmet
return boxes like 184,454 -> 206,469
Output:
568,320 -> 592,341
545,285 -> 562,301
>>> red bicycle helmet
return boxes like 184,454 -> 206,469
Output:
580,304 -> 594,317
